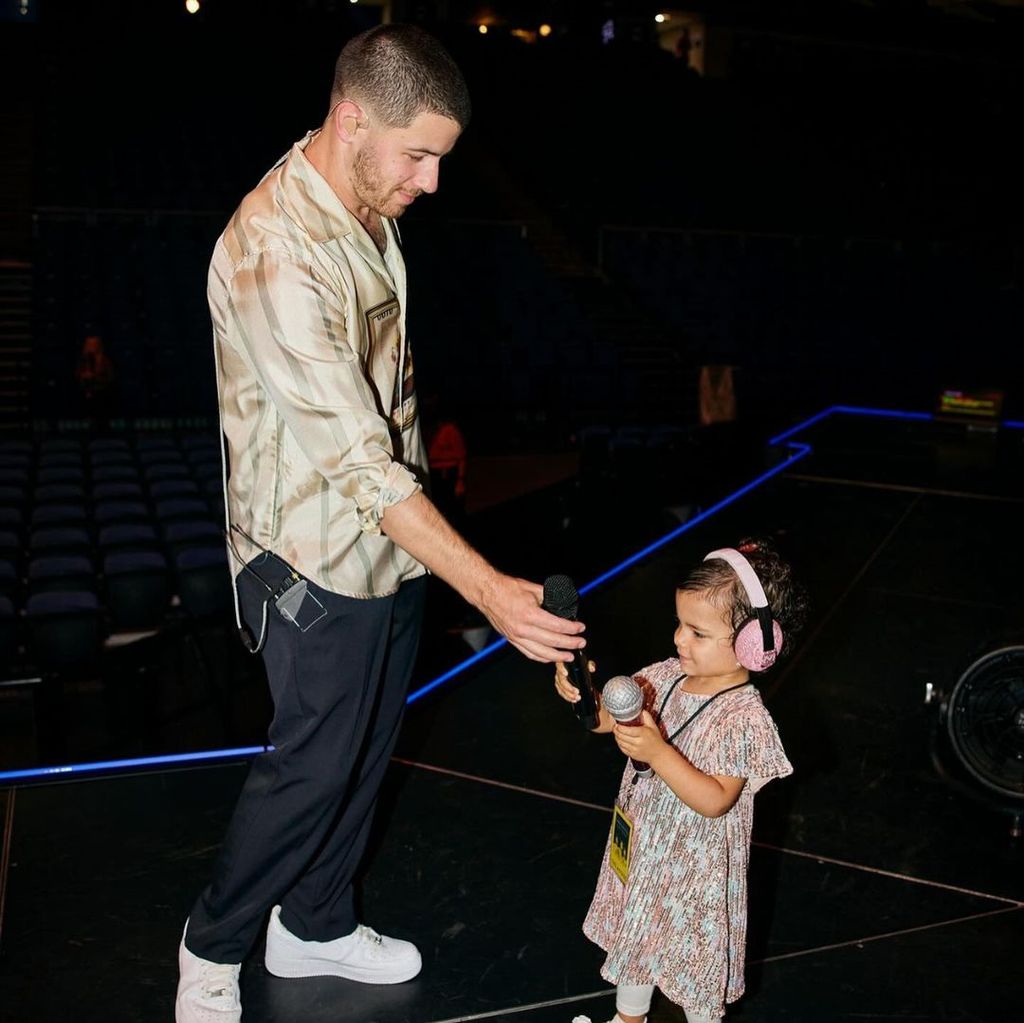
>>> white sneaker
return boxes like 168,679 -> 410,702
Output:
175,923 -> 242,1022
264,905 -> 422,984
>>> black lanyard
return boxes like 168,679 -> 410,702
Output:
625,674 -> 752,790
658,674 -> 752,747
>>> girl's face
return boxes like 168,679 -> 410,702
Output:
673,588 -> 745,681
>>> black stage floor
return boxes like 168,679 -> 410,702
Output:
2,410 -> 1022,1022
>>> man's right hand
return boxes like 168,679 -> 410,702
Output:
479,573 -> 586,664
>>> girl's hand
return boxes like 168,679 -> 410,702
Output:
554,659 -> 596,703
613,710 -> 669,764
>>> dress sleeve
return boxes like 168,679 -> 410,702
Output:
702,698 -> 793,794
226,250 -> 421,534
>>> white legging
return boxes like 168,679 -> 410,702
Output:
615,983 -> 722,1023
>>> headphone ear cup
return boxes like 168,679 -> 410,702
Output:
734,619 -> 784,671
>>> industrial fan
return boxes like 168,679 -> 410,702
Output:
926,644 -> 1024,838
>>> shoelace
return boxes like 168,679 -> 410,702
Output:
354,925 -> 384,947
351,924 -> 388,959
199,961 -> 240,1000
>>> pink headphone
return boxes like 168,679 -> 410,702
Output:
703,546 -> 784,672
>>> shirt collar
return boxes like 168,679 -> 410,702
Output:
277,129 -> 357,243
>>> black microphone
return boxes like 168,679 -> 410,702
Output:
542,574 -> 599,730
601,675 -> 653,778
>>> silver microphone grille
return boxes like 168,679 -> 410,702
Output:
601,675 -> 643,721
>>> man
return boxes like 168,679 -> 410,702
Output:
175,24 -> 585,1023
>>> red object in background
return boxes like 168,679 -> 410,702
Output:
428,419 -> 467,498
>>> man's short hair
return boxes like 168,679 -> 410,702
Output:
330,24 -> 471,129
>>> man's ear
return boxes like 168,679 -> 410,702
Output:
330,99 -> 367,143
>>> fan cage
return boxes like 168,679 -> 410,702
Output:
946,645 -> 1024,801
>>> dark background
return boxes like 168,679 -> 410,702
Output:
1,0 -> 1023,771
2,0 -> 1022,447
1,9 -> 1022,1021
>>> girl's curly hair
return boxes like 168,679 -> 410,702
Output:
679,536 -> 808,665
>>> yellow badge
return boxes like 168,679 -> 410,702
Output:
609,803 -> 634,884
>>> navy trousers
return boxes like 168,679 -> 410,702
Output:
185,558 -> 426,963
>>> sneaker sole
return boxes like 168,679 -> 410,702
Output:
264,951 -> 422,984
174,993 -> 242,1022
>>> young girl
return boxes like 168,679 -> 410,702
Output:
556,538 -> 806,1023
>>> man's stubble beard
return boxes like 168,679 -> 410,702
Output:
352,145 -> 409,220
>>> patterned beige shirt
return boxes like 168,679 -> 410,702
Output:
209,130 -> 427,598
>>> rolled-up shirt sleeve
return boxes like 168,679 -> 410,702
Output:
226,249 -> 421,533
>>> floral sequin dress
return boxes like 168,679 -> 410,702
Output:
582,657 -> 793,1018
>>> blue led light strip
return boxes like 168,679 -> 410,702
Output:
768,405 -> 933,446
576,442 -> 812,597
4,405 -> 1021,784
0,746 -> 269,783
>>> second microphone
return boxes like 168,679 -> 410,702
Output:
601,675 -> 654,779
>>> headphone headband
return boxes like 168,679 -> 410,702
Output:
703,547 -> 777,660
703,547 -> 769,610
